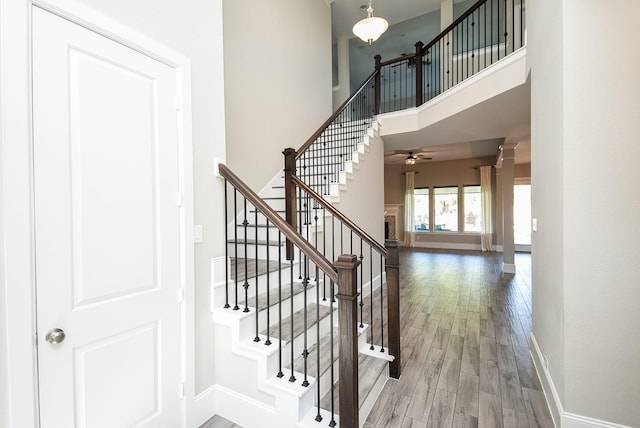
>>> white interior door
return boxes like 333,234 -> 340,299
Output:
33,7 -> 183,427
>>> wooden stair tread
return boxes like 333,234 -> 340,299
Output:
319,353 -> 388,413
263,302 -> 333,342
229,257 -> 288,282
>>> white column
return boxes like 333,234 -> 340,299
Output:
334,35 -> 351,110
440,0 -> 454,30
500,143 -> 517,273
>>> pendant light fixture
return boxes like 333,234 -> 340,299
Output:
352,0 -> 389,45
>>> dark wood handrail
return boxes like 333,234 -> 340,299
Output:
295,69 -> 379,159
292,175 -> 387,257
218,163 -> 339,284
374,0 -> 489,69
378,52 -> 417,68
423,0 -> 488,53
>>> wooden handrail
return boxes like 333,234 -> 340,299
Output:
296,69 -> 379,159
372,0 -> 489,69
291,175 -> 387,257
422,0 -> 488,53
218,163 -> 339,284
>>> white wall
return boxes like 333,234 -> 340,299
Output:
0,4 -> 227,421
530,0 -> 640,426
528,0 -> 565,422
223,0 -> 332,191
333,136 -> 386,249
561,0 -> 640,425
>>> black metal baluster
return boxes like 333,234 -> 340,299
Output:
254,207 -> 260,341
380,254 -> 385,353
224,180 -> 230,308
277,231 -> 284,378
329,280 -> 336,427
289,257 -> 296,383
301,253 -> 309,387
242,198 -> 249,313
359,239 -> 364,328
233,189 -> 239,311
369,245 -> 374,350
504,0 -> 508,57
314,264 -> 322,422
265,218 -> 272,346
322,205 -> 327,302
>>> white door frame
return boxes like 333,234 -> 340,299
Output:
0,1 -> 195,426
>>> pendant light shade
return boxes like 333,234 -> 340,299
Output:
352,1 -> 388,44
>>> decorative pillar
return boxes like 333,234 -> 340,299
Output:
500,143 -> 517,273
335,36 -> 351,110
335,254 -> 361,428
385,240 -> 401,379
440,0 -> 454,30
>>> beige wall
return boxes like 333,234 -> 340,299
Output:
385,157 -> 530,247
530,0 -> 640,425
223,0 -> 332,191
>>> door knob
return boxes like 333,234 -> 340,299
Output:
45,328 -> 66,345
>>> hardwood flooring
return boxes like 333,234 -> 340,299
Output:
200,249 -> 553,428
363,248 -> 553,428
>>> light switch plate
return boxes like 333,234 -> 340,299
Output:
194,225 -> 203,243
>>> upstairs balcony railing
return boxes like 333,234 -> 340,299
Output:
377,0 -> 526,113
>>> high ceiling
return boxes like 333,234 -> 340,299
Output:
329,0 -> 531,166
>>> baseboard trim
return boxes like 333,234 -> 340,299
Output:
530,334 -> 633,428
562,413 -> 633,428
412,241 -> 483,251
530,333 -> 562,427
195,384 -> 275,428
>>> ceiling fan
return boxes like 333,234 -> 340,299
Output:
385,149 -> 433,165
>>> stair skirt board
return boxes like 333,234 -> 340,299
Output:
195,384 -> 277,428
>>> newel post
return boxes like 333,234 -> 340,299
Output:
385,239 -> 401,379
374,54 -> 382,114
335,254 -> 361,428
283,148 -> 297,260
414,41 -> 424,107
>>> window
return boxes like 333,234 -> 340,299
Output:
463,185 -> 481,232
414,188 -> 429,230
434,187 -> 458,231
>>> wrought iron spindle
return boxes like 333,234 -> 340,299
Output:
329,280 -> 336,428
224,179 -> 230,308
314,264 -> 322,423
265,218 -> 271,346
369,245 -> 374,350
302,254 -> 309,387
233,189 -> 239,311
379,254 -> 385,352
242,198 -> 249,313
277,230 -> 284,378
254,207 -> 260,341
289,257 -> 296,383
359,238 -> 364,328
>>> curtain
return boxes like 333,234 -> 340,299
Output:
404,172 -> 416,247
480,166 -> 494,251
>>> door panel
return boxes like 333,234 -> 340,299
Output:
33,7 -> 182,427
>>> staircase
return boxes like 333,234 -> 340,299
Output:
212,0 -> 526,425
214,116 -> 394,427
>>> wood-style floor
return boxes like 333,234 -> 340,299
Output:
363,249 -> 553,428
200,249 -> 554,428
